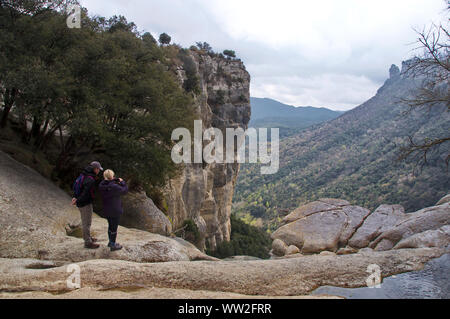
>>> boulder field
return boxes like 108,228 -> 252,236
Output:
271,197 -> 450,257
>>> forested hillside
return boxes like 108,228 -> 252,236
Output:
249,97 -> 343,137
234,64 -> 449,231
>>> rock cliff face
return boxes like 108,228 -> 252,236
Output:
164,51 -> 251,251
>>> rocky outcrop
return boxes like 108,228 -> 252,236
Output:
120,191 -> 172,236
393,226 -> 450,250
436,194 -> 450,206
271,197 -> 450,256
0,151 -> 214,263
348,205 -> 407,249
271,239 -> 288,256
37,216 -> 216,263
164,51 -> 251,251
282,198 -> 350,224
370,202 -> 450,251
389,64 -> 400,79
272,200 -> 370,254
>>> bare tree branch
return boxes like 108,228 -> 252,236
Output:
399,6 -> 450,168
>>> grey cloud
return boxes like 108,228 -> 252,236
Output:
79,0 -> 447,110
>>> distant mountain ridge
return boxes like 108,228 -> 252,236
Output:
235,62 -> 450,231
250,97 -> 344,120
249,97 -> 344,137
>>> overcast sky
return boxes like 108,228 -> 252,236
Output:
79,0 -> 448,111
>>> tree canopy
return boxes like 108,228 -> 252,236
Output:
0,1 -> 195,190
159,32 -> 171,45
223,50 -> 236,59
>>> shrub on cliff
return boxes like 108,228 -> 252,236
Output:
178,50 -> 201,94
195,41 -> 213,53
207,214 -> 271,259
181,219 -> 203,247
223,50 -> 236,59
159,32 -> 171,45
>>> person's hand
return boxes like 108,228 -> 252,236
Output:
71,198 -> 77,206
118,178 -> 123,182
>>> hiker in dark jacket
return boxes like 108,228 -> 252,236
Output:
98,169 -> 128,251
72,161 -> 103,249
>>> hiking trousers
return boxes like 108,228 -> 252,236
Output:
78,204 -> 93,245
107,216 -> 120,244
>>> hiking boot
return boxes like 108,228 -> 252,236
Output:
84,242 -> 100,249
109,243 -> 123,252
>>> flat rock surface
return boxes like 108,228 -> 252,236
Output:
0,287 -> 340,299
0,248 -> 445,296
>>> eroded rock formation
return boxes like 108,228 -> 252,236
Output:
164,51 -> 251,251
271,196 -> 450,257
120,191 -> 172,236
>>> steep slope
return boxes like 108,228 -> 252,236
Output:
249,97 -> 343,137
234,62 -> 449,230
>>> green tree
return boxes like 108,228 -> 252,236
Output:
196,41 -> 212,52
178,49 -> 200,94
142,32 -> 157,45
207,215 -> 271,259
223,49 -> 236,59
159,32 -> 171,45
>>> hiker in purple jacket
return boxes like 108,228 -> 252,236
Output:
72,161 -> 103,249
98,169 -> 129,251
